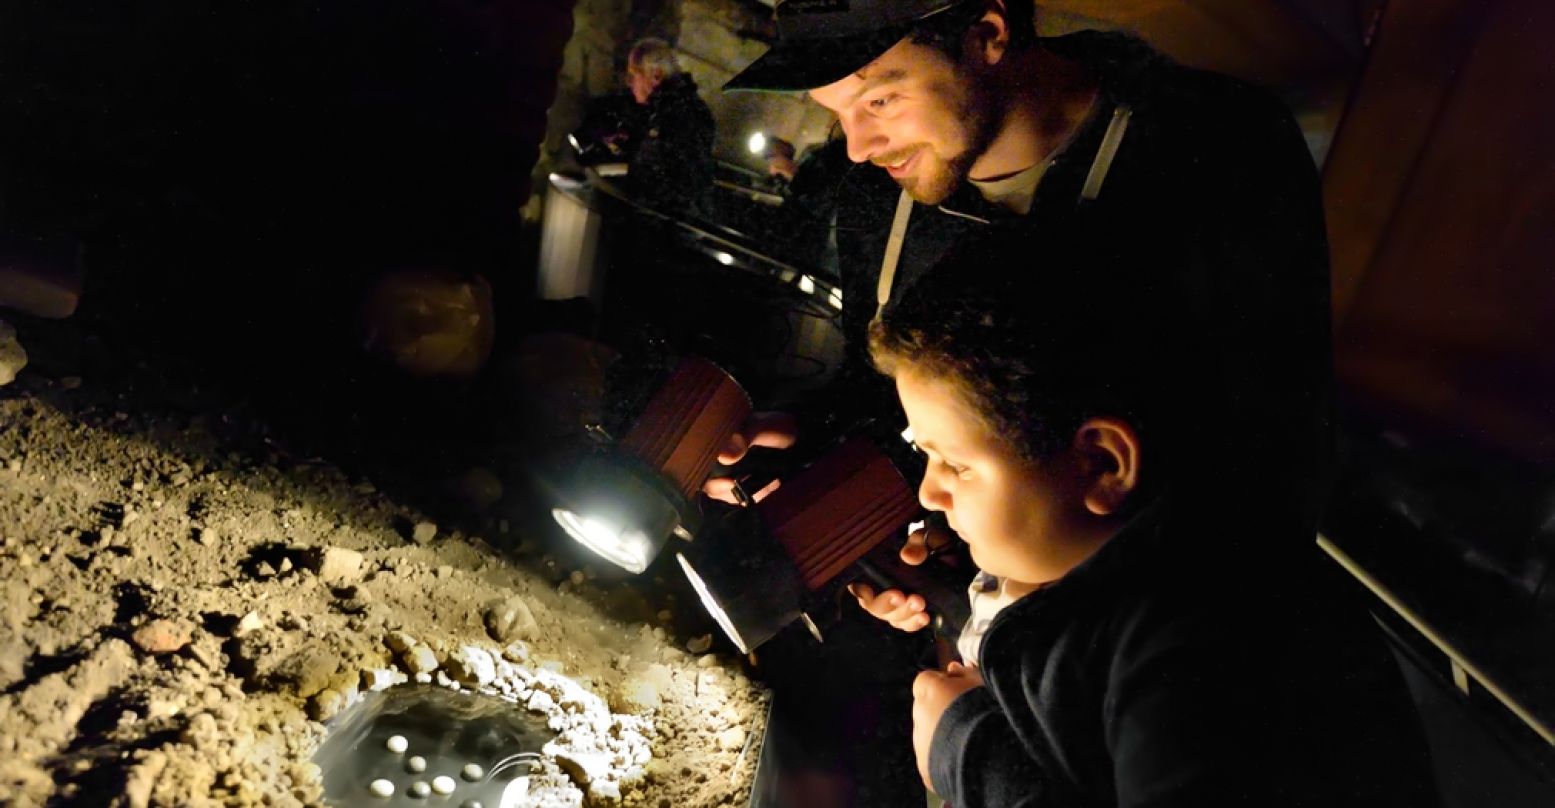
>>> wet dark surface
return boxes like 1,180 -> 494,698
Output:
315,685 -> 554,807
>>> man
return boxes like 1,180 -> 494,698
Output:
621,38 -> 716,214
722,1 -> 1334,632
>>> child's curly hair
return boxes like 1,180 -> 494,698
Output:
870,224 -> 1177,469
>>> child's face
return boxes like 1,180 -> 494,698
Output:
896,367 -> 1108,588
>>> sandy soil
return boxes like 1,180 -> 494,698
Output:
0,324 -> 767,807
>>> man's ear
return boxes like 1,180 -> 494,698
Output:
1073,416 -> 1142,516
966,2 -> 1012,67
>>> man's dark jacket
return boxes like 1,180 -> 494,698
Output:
628,72 -> 715,214
930,497 -> 1442,807
827,32 -> 1334,537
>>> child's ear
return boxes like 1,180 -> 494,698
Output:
1073,417 -> 1141,516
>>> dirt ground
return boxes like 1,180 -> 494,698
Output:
0,319 -> 768,807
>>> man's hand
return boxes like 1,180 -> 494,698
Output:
702,411 -> 799,504
846,523 -> 953,632
913,661 -> 984,791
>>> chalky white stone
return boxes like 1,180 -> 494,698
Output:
385,734 -> 409,754
368,779 -> 395,798
409,781 -> 431,798
406,755 -> 427,773
497,777 -> 529,808
461,763 -> 484,781
432,775 -> 457,795
462,801 -> 484,808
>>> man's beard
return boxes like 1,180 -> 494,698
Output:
895,147 -> 979,205
891,99 -> 996,205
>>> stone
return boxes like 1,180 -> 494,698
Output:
483,596 -> 538,644
0,320 -> 27,387
446,645 -> 497,687
122,751 -> 168,808
616,664 -> 673,713
385,631 -> 417,653
588,779 -> 623,803
314,546 -> 365,585
234,611 -> 264,637
553,748 -> 611,787
526,690 -> 555,713
717,726 -> 747,752
401,645 -> 440,675
309,688 -> 348,721
272,648 -> 341,699
131,619 -> 193,655
363,667 -> 408,692
411,521 -> 437,544
686,634 -> 713,654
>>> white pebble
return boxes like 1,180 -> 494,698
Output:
368,779 -> 395,798
406,755 -> 427,773
499,777 -> 529,806
461,762 -> 484,781
409,781 -> 431,798
462,802 -> 484,808
385,734 -> 409,754
432,775 -> 457,795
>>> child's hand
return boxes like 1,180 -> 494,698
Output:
912,661 -> 984,790
846,582 -> 931,631
846,523 -> 954,632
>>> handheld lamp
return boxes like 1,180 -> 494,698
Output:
676,436 -> 921,654
551,357 -> 752,573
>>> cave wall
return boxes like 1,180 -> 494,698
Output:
0,0 -> 577,360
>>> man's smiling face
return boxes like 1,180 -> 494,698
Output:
809,36 -> 996,204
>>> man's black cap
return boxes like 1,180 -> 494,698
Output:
725,0 -> 973,93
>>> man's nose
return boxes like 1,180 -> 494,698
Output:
843,116 -> 885,164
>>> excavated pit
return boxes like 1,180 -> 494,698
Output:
0,351 -> 769,807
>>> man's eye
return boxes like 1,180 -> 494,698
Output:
867,95 -> 897,111
941,459 -> 969,477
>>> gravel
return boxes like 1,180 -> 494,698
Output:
0,365 -> 767,806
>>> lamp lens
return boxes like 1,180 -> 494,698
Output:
552,508 -> 651,574
747,132 -> 767,155
676,553 -> 750,655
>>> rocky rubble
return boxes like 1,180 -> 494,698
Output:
0,379 -> 767,807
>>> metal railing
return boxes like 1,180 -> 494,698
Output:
1316,533 -> 1555,746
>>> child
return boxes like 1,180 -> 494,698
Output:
868,229 -> 1440,807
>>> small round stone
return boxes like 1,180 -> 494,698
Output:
406,755 -> 427,773
461,802 -> 483,808
409,781 -> 431,798
432,775 -> 457,795
368,779 -> 395,798
385,734 -> 409,754
461,763 -> 484,781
